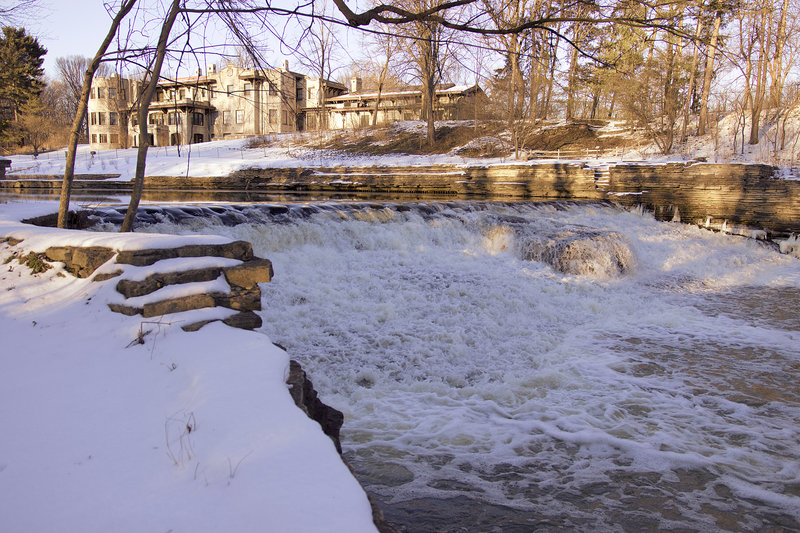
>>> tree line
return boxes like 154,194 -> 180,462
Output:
0,0 -> 797,228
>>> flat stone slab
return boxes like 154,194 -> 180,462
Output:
116,241 -> 253,267
181,311 -> 263,332
116,266 -> 224,298
138,286 -> 261,318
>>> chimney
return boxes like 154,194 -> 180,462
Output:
351,76 -> 362,93
207,64 -> 216,75
282,59 -> 290,71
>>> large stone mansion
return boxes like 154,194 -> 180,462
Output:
87,61 -> 485,150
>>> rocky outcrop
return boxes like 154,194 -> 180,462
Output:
35,239 -> 272,331
287,359 -> 344,454
107,250 -> 272,329
285,359 -> 397,533
606,162 -> 799,236
45,246 -> 117,278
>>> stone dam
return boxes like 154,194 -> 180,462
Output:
2,161 -> 799,238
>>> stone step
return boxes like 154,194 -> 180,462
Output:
116,240 -> 254,267
115,258 -> 272,298
181,310 -> 263,332
108,285 -> 262,318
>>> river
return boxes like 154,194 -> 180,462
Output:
104,199 -> 800,532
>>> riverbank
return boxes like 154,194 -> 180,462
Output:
4,156 -> 799,243
0,202 -> 378,533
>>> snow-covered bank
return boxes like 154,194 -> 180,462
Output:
5,117 -> 799,180
0,201 -> 377,533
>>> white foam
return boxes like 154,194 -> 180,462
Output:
139,202 -> 800,523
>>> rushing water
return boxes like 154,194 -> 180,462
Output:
112,200 -> 800,532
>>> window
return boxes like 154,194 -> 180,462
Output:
157,91 -> 164,102
110,133 -> 119,144
119,88 -> 125,99
227,85 -> 234,96
223,111 -> 231,125
235,109 -> 244,124
97,112 -> 106,125
307,88 -> 313,100
168,112 -> 182,125
108,87 -> 117,99
179,89 -> 185,99
99,133 -> 108,143
268,84 -> 277,96
109,112 -> 118,125
296,87 -> 303,100
282,110 -> 288,125
91,134 -> 97,143
96,87 -> 104,99
131,115 -> 138,126
269,109 -> 277,124
90,112 -> 97,126
201,88 -> 206,98
191,112 -> 204,126
169,90 -> 175,100
149,114 -> 164,125
306,114 -> 316,130
193,133 -> 204,144
244,83 -> 252,96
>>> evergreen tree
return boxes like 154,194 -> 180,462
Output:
0,26 -> 46,136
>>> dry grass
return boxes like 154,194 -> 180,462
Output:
246,119 -> 640,158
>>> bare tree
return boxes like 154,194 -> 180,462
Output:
55,56 -> 110,139
698,6 -> 722,136
0,0 -> 41,25
120,0 -> 182,232
57,0 -> 137,229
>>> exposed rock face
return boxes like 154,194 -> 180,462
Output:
45,246 -> 116,278
223,258 -> 274,289
116,241 -> 254,266
21,210 -> 95,230
286,359 -> 344,454
519,230 -> 636,278
285,359 -> 397,533
181,310 -> 263,332
34,239 -> 272,332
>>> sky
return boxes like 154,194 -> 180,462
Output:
27,0 -> 116,78
22,0 -> 363,82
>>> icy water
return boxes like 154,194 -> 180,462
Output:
124,201 -> 800,532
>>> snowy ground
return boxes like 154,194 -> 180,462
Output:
0,201 -> 378,533
5,113 -> 800,182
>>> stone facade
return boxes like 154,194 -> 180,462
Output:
325,81 -> 488,130
88,62 -> 329,150
87,63 -> 484,148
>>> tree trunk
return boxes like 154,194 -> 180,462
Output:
57,0 -> 137,228
120,0 -> 182,233
566,43 -> 580,120
698,11 -> 721,136
749,7 -> 769,145
680,16 -> 702,143
770,0 -> 789,109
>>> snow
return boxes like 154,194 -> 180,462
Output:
5,113 -> 800,181
0,204 -> 378,533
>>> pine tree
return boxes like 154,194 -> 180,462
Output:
0,26 -> 46,136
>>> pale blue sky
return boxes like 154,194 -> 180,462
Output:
28,1 -> 115,78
